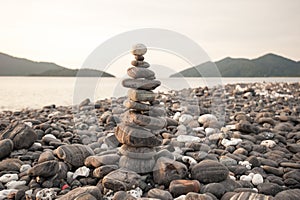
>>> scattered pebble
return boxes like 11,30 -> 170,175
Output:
0,80 -> 300,199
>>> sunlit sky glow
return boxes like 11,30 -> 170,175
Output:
1,0 -> 299,76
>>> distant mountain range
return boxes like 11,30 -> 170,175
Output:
1,52 -> 299,77
170,53 -> 300,77
0,52 -> 114,77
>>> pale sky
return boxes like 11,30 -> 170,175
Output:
1,0 -> 299,76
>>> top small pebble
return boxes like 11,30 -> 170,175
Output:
131,43 -> 147,56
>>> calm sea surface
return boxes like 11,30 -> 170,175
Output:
0,77 -> 299,111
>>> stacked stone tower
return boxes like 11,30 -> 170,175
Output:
115,44 -> 167,173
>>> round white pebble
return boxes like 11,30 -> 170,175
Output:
252,174 -> 263,185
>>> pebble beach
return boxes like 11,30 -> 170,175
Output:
0,81 -> 300,200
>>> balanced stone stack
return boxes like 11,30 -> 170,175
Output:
115,43 -> 167,173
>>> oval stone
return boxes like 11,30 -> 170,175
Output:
0,139 -> 14,159
56,186 -> 102,200
169,179 -> 200,197
128,89 -> 156,102
147,188 -> 173,200
153,157 -> 188,186
127,67 -> 155,79
229,191 -> 274,200
131,43 -> 147,56
131,60 -> 150,68
123,111 -> 167,130
124,99 -> 150,111
275,189 -> 300,200
102,168 -> 141,191
0,158 -> 23,171
191,160 -> 229,183
92,165 -> 118,179
54,144 -> 94,167
119,156 -> 156,173
122,78 -> 161,90
119,145 -> 156,159
84,154 -> 120,168
28,160 -> 59,177
115,124 -> 162,147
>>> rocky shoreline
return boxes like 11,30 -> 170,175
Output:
0,81 -> 300,200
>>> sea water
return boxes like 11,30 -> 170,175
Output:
0,77 -> 299,111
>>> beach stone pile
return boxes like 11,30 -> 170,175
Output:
0,71 -> 300,198
115,43 -> 167,173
